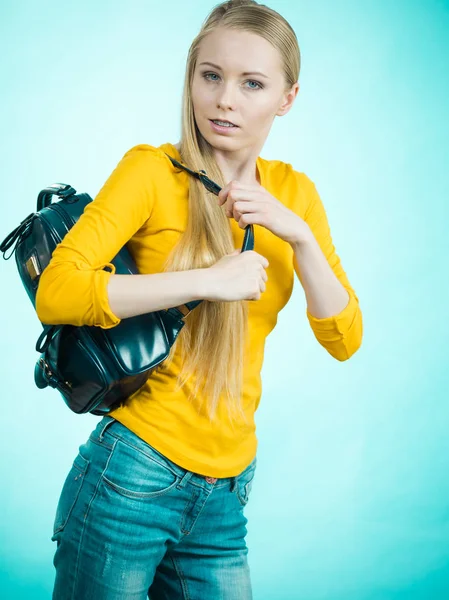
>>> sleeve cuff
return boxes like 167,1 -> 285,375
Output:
306,290 -> 358,336
92,263 -> 122,329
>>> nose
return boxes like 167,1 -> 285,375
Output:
216,83 -> 237,111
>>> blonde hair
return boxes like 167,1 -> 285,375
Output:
161,0 -> 300,425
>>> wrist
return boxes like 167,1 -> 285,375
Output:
290,227 -> 315,252
192,267 -> 215,301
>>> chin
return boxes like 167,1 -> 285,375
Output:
201,132 -> 233,148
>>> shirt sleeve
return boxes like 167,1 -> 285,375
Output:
35,145 -> 162,329
293,172 -> 363,361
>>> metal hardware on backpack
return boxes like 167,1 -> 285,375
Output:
0,154 -> 254,415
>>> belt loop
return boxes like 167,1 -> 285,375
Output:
230,477 -> 237,493
98,416 -> 116,442
176,471 -> 194,490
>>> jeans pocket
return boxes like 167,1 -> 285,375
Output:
51,452 -> 89,540
236,459 -> 257,507
101,438 -> 180,500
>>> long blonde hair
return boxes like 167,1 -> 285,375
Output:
161,0 -> 300,425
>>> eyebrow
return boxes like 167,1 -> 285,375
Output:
198,61 -> 270,79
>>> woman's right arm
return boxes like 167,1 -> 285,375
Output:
35,145 -> 207,329
105,269 -> 211,321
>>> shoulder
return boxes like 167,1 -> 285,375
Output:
120,143 -> 170,166
261,157 -> 317,217
114,143 -> 179,182
261,156 -> 314,188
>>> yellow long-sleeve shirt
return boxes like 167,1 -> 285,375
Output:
36,142 -> 362,477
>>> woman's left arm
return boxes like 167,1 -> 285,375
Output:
290,174 -> 363,361
217,172 -> 363,361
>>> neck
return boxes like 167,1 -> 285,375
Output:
213,148 -> 261,186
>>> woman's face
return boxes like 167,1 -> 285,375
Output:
191,27 -> 296,153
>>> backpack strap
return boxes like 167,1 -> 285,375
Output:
1,212 -> 35,259
164,154 -> 222,196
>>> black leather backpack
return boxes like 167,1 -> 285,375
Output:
0,154 -> 254,415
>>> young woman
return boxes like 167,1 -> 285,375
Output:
36,0 -> 363,598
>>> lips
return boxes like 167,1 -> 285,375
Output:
210,119 -> 238,127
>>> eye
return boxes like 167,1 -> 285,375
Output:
201,72 -> 263,90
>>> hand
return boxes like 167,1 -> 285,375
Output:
217,180 -> 313,246
205,249 -> 269,302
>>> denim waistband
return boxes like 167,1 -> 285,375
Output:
93,416 -> 257,490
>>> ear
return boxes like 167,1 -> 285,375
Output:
277,82 -> 300,117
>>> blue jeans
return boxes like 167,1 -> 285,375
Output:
51,416 -> 257,599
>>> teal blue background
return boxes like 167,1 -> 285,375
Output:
1,0 -> 448,598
